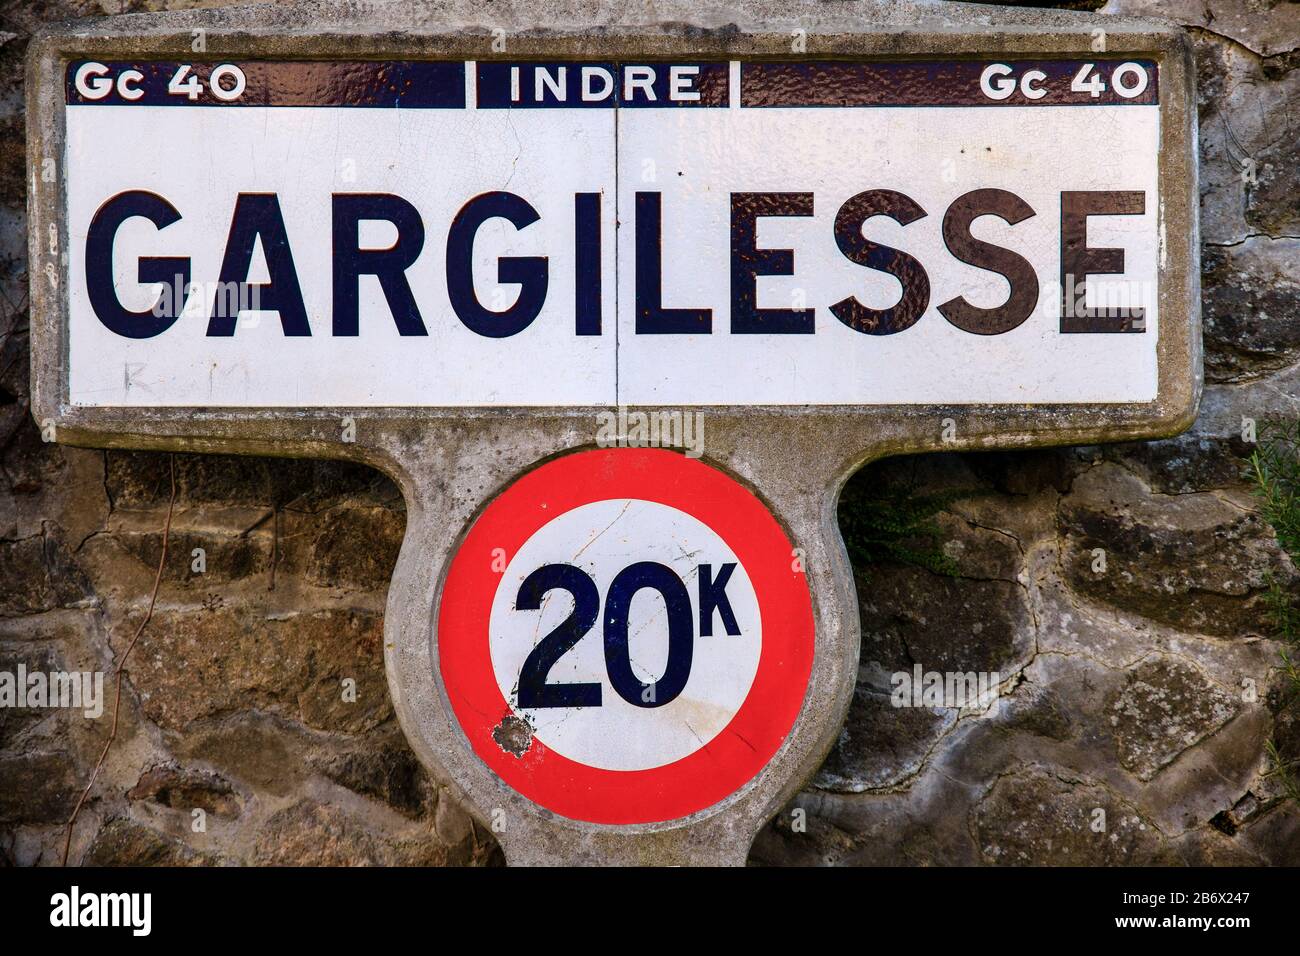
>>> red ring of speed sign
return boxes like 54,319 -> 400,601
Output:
438,447 -> 815,825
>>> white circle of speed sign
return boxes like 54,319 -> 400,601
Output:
488,498 -> 762,771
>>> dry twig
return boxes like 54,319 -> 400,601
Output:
61,454 -> 176,865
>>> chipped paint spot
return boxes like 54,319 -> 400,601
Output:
492,713 -> 533,757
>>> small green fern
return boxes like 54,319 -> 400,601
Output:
1248,419 -> 1300,807
1250,417 -> 1300,559
837,479 -> 976,578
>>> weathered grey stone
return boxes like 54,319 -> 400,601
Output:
1171,827 -> 1264,865
306,502 -> 404,591
310,727 -> 435,818
1087,431 -> 1253,495
118,607 -> 391,733
749,805 -> 863,867
173,713 -> 305,798
86,527 -> 268,592
973,767 -> 1164,864
1105,0 -> 1300,57
106,449 -> 390,510
1108,656 -> 1238,780
1203,237 -> 1300,383
813,685 -> 957,793
0,528 -> 94,617
858,565 -> 1031,678
86,817 -> 221,866
7,442 -> 107,546
963,448 -> 1076,498
252,800 -> 452,867
0,641 -> 58,747
0,750 -> 77,823
1184,26 -> 1300,243
432,786 -> 476,846
0,424 -> 47,500
1228,785 -> 1300,858
127,763 -> 244,818
993,683 -> 1076,742
0,329 -> 30,467
1060,462 -> 1289,635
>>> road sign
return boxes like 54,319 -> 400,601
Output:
439,448 -> 813,824
66,57 -> 1162,407
27,1 -> 1201,865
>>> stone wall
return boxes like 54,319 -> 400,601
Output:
1,0 -> 1297,866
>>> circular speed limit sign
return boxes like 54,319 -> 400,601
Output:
438,448 -> 815,824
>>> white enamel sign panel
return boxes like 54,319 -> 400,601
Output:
64,59 -> 1162,407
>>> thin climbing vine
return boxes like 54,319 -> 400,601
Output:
62,454 -> 176,865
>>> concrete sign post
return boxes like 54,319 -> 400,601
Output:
27,1 -> 1200,865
